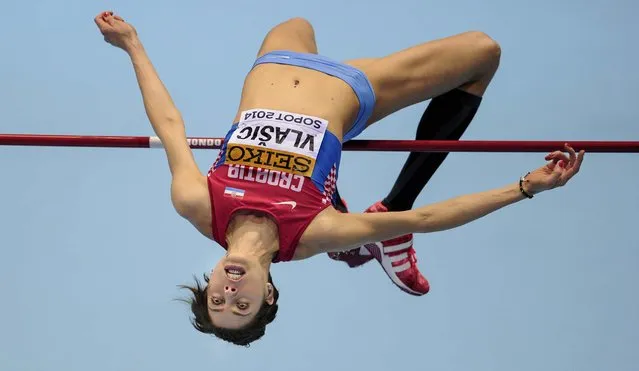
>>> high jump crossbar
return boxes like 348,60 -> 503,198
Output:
0,134 -> 638,153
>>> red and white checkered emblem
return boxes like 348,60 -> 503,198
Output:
321,164 -> 337,204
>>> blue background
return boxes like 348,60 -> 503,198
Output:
1,1 -> 637,370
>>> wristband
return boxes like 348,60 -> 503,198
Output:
519,172 -> 534,199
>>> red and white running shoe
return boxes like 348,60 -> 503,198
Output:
328,200 -> 430,296
361,201 -> 430,296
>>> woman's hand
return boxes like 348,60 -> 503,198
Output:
525,144 -> 585,195
94,11 -> 139,52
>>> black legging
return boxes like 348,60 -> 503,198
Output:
335,88 -> 482,212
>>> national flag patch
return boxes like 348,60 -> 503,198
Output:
223,186 -> 245,199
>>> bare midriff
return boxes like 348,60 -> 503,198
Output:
233,63 -> 361,141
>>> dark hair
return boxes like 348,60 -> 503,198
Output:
181,273 -> 280,347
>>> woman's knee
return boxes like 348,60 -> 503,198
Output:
284,17 -> 314,31
465,31 -> 501,72
273,17 -> 315,40
259,17 -> 317,56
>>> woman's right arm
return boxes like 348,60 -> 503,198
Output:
126,42 -> 211,217
94,11 -> 210,222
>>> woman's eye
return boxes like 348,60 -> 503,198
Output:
237,303 -> 249,310
212,298 -> 223,305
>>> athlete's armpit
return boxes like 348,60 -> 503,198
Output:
171,173 -> 213,239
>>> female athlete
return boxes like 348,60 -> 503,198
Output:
94,11 -> 585,346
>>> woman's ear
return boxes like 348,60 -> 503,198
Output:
265,283 -> 275,305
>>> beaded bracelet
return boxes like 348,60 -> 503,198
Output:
519,172 -> 534,199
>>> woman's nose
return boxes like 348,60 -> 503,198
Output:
224,285 -> 238,296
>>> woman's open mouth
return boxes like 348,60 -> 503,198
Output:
224,265 -> 246,281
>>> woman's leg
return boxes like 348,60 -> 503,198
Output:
255,17 -> 318,57
329,32 -> 500,296
381,89 -> 484,211
347,30 -> 500,125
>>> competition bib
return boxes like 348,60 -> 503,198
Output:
225,109 -> 328,177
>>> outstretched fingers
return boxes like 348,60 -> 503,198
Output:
557,144 -> 585,186
545,150 -> 570,164
540,144 -> 586,189
560,150 -> 585,185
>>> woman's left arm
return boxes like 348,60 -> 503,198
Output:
413,182 -> 527,232
415,144 -> 585,232
316,182 -> 526,252
312,145 -> 585,252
